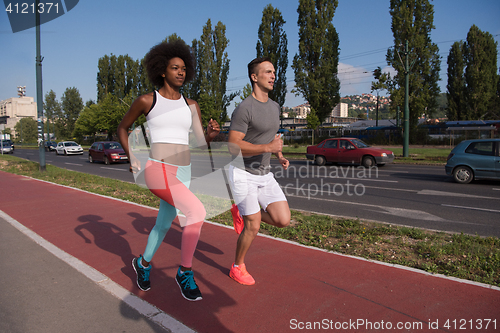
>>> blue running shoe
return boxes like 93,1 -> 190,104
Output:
132,256 -> 151,291
175,267 -> 202,301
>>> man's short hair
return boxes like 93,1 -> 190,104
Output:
248,57 -> 273,85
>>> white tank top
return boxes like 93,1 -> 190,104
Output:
146,91 -> 192,145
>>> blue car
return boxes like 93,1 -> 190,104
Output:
445,139 -> 500,184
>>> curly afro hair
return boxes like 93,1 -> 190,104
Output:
144,39 -> 196,88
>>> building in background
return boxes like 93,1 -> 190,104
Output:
0,87 -> 37,139
330,103 -> 348,118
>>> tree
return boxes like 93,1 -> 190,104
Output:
292,0 -> 340,124
196,19 -> 238,124
60,87 -> 84,138
371,67 -> 389,125
463,25 -> 499,120
1,127 -> 11,138
73,104 -> 99,140
97,54 -> 142,102
256,4 -> 288,107
386,0 -> 441,133
446,41 -> 466,120
184,39 -> 201,101
43,90 -> 61,139
235,83 -> 252,108
306,108 -> 321,145
14,117 -> 37,143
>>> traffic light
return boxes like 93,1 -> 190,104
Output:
37,118 -> 43,140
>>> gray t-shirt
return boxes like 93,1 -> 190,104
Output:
230,95 -> 280,175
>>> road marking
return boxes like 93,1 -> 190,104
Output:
441,204 -> 500,213
377,170 -> 409,174
325,177 -> 398,183
100,167 -> 128,171
362,185 -> 415,192
65,163 -> 83,166
418,189 -> 500,200
285,193 -> 447,222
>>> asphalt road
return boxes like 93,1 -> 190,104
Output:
12,148 -> 500,237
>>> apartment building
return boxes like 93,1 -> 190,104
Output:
0,96 -> 37,138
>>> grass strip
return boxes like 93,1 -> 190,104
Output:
1,154 -> 498,287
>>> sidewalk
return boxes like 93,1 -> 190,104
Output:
0,170 -> 498,332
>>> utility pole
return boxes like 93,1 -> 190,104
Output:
36,0 -> 46,171
403,40 -> 410,157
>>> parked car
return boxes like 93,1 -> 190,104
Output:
1,139 -> 14,154
88,141 -> 128,165
445,138 -> 500,184
306,137 -> 394,167
44,140 -> 57,152
55,141 -> 84,155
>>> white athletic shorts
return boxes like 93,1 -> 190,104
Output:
228,164 -> 287,216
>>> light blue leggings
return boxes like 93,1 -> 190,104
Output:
142,159 -> 205,267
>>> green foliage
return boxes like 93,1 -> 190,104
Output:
256,4 -> 288,107
386,0 -> 441,130
446,42 -> 466,120
97,54 -> 144,102
463,25 -> 499,120
14,117 -> 38,143
305,108 -> 320,130
60,87 -> 84,139
371,67 -> 389,93
194,19 -> 238,125
235,83 -> 252,108
446,25 -> 499,120
292,0 -> 340,124
43,90 -> 61,139
73,93 -> 131,141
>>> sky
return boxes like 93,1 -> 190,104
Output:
1,0 -> 499,117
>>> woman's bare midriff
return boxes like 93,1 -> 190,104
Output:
150,143 -> 190,166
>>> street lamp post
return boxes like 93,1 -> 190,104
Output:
35,0 -> 46,171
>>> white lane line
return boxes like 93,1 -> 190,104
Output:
361,185 -> 415,193
377,170 -> 409,174
100,167 -> 128,171
0,210 -> 195,333
441,204 -> 500,213
65,163 -> 83,166
418,189 -> 500,200
325,177 -> 398,183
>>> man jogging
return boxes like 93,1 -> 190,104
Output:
228,57 -> 291,285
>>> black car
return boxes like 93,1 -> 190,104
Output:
44,141 -> 57,151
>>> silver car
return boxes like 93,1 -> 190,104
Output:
55,141 -> 84,155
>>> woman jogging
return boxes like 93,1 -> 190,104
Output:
117,40 -> 220,301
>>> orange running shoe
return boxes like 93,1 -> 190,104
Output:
229,263 -> 255,285
231,204 -> 244,234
